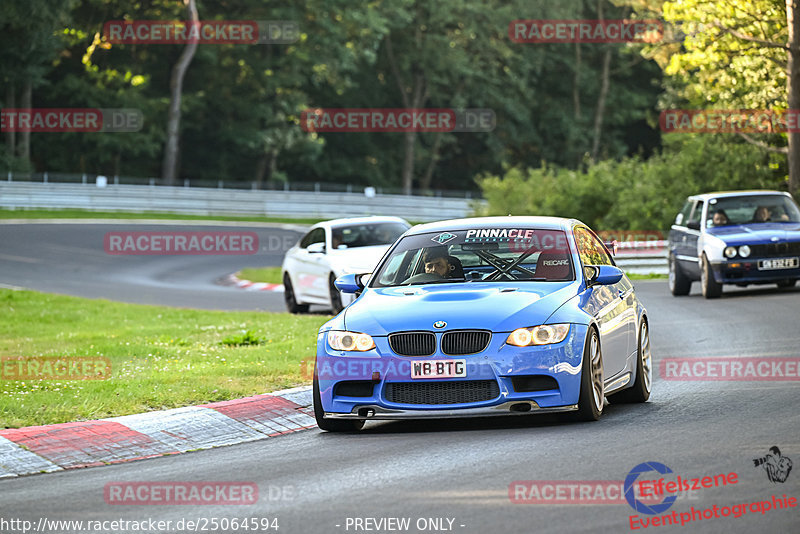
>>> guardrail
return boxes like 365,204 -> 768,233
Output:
614,240 -> 668,275
0,182 -> 484,222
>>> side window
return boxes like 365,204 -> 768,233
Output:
676,200 -> 693,226
574,227 -> 613,267
299,228 -> 325,249
687,201 -> 705,227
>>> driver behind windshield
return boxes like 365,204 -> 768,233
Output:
423,246 -> 462,278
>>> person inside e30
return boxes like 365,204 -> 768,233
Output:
423,246 -> 457,277
711,209 -> 729,226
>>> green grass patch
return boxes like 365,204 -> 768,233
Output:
0,208 -> 322,225
626,273 -> 668,280
237,267 -> 283,284
0,289 -> 329,428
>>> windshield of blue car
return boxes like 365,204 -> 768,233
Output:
330,222 -> 408,249
706,195 -> 800,227
370,228 -> 575,287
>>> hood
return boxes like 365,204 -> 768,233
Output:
343,281 -> 578,334
328,244 -> 390,275
706,222 -> 800,246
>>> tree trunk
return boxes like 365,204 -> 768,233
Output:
788,0 -> 800,197
18,77 -> 31,162
161,0 -> 199,186
5,84 -> 15,160
591,48 -> 612,162
254,154 -> 268,188
573,42 -> 582,167
420,130 -> 444,191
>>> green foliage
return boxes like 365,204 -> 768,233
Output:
478,135 -> 786,231
221,330 -> 266,346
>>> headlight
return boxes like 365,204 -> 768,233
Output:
507,324 -> 570,347
738,245 -> 751,258
724,246 -> 737,258
327,330 -> 375,351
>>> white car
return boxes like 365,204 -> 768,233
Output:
281,216 -> 410,313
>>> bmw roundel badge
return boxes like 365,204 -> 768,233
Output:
433,321 -> 447,329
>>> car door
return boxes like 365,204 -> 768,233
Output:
681,200 -> 705,278
574,227 -> 635,377
669,198 -> 702,279
294,227 -> 329,302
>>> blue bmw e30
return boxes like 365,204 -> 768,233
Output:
668,190 -> 800,298
311,216 -> 651,432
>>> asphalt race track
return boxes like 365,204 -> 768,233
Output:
2,222 -> 800,533
0,221 -> 306,311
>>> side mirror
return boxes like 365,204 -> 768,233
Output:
334,273 -> 371,294
675,213 -> 684,226
307,242 -> 325,254
586,265 -> 624,287
686,220 -> 701,231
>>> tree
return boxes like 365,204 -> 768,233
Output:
633,0 -> 798,195
161,0 -> 199,185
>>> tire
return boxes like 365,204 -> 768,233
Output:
573,327 -> 604,421
329,273 -> 344,314
283,273 -> 309,314
668,254 -> 691,296
608,319 -> 652,404
777,279 -> 797,288
313,374 -> 364,432
700,254 -> 722,299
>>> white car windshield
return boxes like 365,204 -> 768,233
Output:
371,228 -> 574,287
706,195 -> 800,227
331,222 -> 408,249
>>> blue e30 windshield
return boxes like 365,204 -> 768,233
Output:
371,228 -> 574,287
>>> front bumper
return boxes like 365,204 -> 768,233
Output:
710,257 -> 800,284
325,401 -> 578,420
315,324 -> 588,419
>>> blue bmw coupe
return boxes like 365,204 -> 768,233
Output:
312,217 -> 651,431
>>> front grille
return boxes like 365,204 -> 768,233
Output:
384,380 -> 500,405
441,330 -> 491,355
389,331 -> 436,356
748,241 -> 800,257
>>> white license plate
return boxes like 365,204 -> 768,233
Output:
411,359 -> 467,379
758,257 -> 799,270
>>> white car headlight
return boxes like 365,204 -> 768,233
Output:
724,246 -> 737,259
738,245 -> 751,258
507,324 -> 570,347
328,330 -> 375,351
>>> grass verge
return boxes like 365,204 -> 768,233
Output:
0,208 -> 322,225
0,289 -> 329,428
237,267 -> 283,285
626,273 -> 668,280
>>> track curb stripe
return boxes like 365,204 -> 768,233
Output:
0,387 -> 314,478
